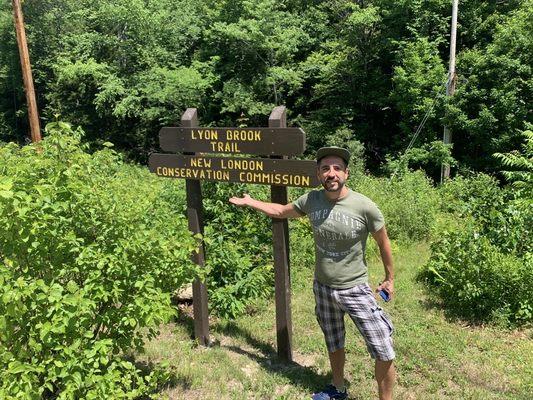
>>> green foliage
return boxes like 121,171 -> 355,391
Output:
438,173 -> 531,256
288,217 -> 315,278
494,128 -> 533,198
385,140 -> 456,179
437,172 -> 504,216
449,2 -> 532,172
391,37 -> 447,145
2,0 -> 530,173
421,225 -> 532,326
202,182 -> 274,318
205,0 -> 310,116
0,122 -> 198,397
421,173 -> 532,326
354,171 -> 440,242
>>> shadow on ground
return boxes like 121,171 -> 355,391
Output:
418,296 -> 488,327
216,320 -> 334,394
175,308 -> 334,395
150,305 -> 376,399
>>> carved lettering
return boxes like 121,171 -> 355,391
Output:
191,129 -> 218,140
190,158 -> 212,168
210,141 -> 241,153
226,129 -> 262,141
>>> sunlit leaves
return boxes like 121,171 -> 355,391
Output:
0,122 -> 198,397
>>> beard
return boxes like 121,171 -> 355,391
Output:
321,177 -> 346,192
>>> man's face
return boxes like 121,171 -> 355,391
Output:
317,155 -> 349,192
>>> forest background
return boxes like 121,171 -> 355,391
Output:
0,0 -> 531,398
1,0 -> 531,175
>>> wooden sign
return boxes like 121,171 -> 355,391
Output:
149,154 -> 319,187
150,107 -> 307,361
159,127 -> 306,156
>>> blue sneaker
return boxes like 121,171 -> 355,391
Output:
311,384 -> 348,400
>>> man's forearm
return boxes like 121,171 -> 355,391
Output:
230,194 -> 301,219
245,198 -> 287,218
373,227 -> 394,282
379,243 -> 394,281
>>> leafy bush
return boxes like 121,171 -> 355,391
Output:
437,172 -> 505,217
421,224 -> 532,326
288,216 -> 315,276
438,173 -> 531,257
353,170 -> 440,242
384,141 -> 456,182
493,128 -> 533,191
0,122 -> 198,398
421,173 -> 532,326
202,182 -> 274,318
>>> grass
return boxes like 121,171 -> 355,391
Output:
139,242 -> 533,399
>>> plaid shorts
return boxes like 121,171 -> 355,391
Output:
313,280 -> 395,361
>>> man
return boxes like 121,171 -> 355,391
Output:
229,147 -> 395,400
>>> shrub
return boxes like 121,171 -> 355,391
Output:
438,173 -> 531,257
421,173 -> 532,326
0,122 -> 198,398
202,181 -> 274,318
437,172 -> 505,218
288,215 -> 315,276
385,141 -> 456,181
353,170 -> 440,242
420,224 -> 532,326
494,128 -> 533,198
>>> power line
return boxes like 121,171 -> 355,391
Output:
390,77 -> 448,180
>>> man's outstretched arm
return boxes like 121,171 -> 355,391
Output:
229,194 -> 303,219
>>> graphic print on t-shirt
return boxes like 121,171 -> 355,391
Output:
308,208 -> 364,259
293,189 -> 385,288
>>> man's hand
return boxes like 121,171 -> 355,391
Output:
228,195 -> 303,219
376,279 -> 394,300
229,194 -> 252,207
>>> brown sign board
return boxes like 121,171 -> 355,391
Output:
149,153 -> 320,188
159,127 -> 306,156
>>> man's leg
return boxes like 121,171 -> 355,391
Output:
313,282 -> 348,399
338,284 -> 396,399
375,359 -> 395,400
329,348 -> 345,389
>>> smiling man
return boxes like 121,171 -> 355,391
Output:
229,147 -> 396,400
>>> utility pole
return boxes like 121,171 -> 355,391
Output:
12,0 -> 41,143
441,0 -> 458,182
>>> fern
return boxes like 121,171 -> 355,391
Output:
494,129 -> 533,191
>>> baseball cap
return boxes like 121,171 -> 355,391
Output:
316,146 -> 351,165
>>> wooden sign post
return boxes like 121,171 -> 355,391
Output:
149,107 -> 317,360
269,106 -> 293,361
181,108 -> 210,346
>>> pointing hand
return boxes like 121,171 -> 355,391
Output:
229,194 -> 252,207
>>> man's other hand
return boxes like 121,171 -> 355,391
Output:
376,280 -> 394,299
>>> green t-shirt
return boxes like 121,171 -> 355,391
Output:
293,188 -> 385,289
